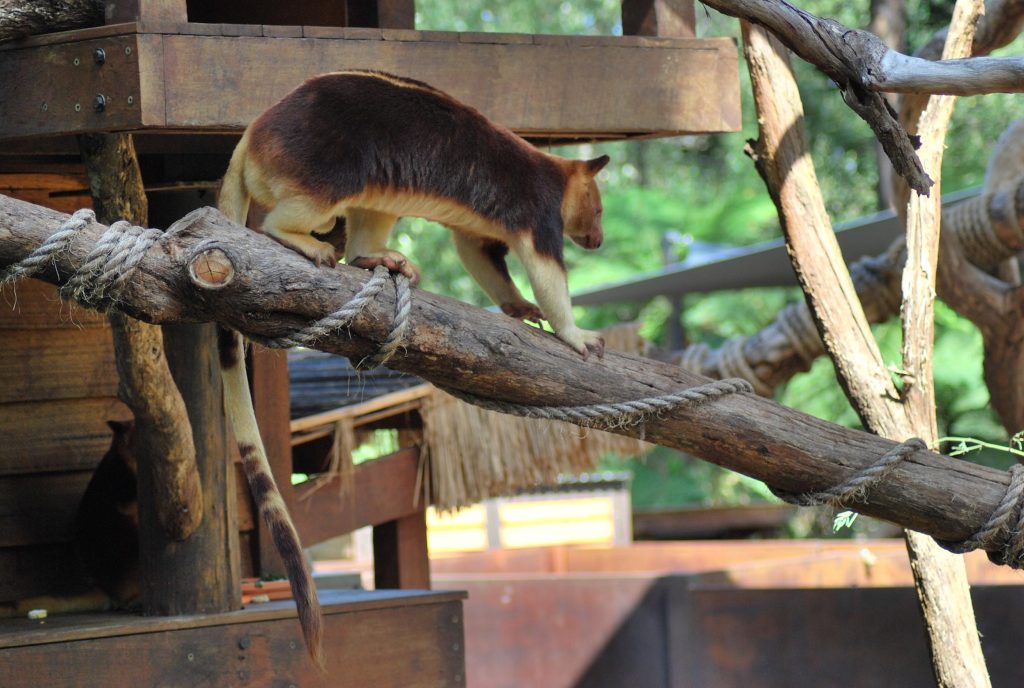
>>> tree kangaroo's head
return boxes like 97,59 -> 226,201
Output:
561,155 -> 610,250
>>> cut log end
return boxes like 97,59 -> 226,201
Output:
188,246 -> 236,289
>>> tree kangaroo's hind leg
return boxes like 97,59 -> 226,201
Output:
261,198 -> 338,268
509,233 -> 604,358
344,208 -> 419,283
452,233 -> 542,322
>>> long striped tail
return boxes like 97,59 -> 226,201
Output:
217,328 -> 324,668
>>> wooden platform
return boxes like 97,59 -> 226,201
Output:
0,588 -> 466,687
0,23 -> 740,144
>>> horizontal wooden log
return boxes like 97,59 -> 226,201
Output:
0,196 -> 1014,552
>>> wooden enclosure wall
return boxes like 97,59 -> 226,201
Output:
0,178 -> 134,602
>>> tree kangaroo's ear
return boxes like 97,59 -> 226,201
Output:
585,155 -> 610,175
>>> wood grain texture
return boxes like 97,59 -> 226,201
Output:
0,397 -> 131,474
248,345 -> 292,577
0,198 -> 1017,548
0,326 -> 117,403
0,0 -> 102,42
374,510 -> 431,589
622,0 -> 696,38
743,17 -> 991,688
138,323 -> 239,615
0,28 -> 741,139
0,35 -> 144,139
289,448 -> 423,545
0,591 -> 465,686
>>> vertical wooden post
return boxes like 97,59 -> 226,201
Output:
79,133 -> 239,615
373,510 -> 430,589
104,0 -> 188,24
152,323 -> 241,614
345,0 -> 415,28
621,0 -> 695,38
249,347 -> 294,577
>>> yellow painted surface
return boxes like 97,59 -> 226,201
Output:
502,519 -> 614,549
428,527 -> 489,553
426,495 -> 619,553
499,497 -> 612,524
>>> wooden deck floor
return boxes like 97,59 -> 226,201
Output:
0,588 -> 466,686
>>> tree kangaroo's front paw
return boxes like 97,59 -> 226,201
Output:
559,327 -> 605,360
274,234 -> 337,268
349,252 -> 421,285
501,300 -> 544,324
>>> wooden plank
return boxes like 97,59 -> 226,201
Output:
0,327 -> 117,404
0,588 -> 464,646
0,279 -> 108,329
0,24 -> 139,52
0,31 -> 740,139
0,35 -> 145,139
0,398 -> 131,475
156,33 -> 740,135
0,594 -> 465,687
249,346 -> 293,577
0,471 -> 94,547
262,24 -> 304,38
290,383 -> 433,433
374,510 -> 431,589
289,449 -> 422,545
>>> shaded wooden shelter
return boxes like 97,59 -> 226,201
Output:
0,0 -> 740,684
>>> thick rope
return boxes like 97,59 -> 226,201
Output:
770,438 -> 927,508
253,265 -> 411,370
718,338 -> 773,397
0,208 -> 96,286
948,193 -> 1009,270
439,378 -> 754,430
63,220 -> 163,311
939,463 -> 1024,568
13,212 -> 1024,568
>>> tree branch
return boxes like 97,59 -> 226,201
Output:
0,193 -> 1017,553
743,13 -> 991,684
0,0 -> 102,43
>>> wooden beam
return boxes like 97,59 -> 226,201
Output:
248,346 -> 292,577
0,589 -> 465,685
0,28 -> 741,140
152,323 -> 241,614
622,0 -> 696,38
289,449 -> 422,546
104,0 -> 187,24
374,510 -> 431,589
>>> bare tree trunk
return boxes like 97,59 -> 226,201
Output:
869,0 -> 906,210
77,132 -> 203,542
743,15 -> 991,687
0,0 -> 102,42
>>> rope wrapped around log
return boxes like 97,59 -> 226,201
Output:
2,194 -> 1023,566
